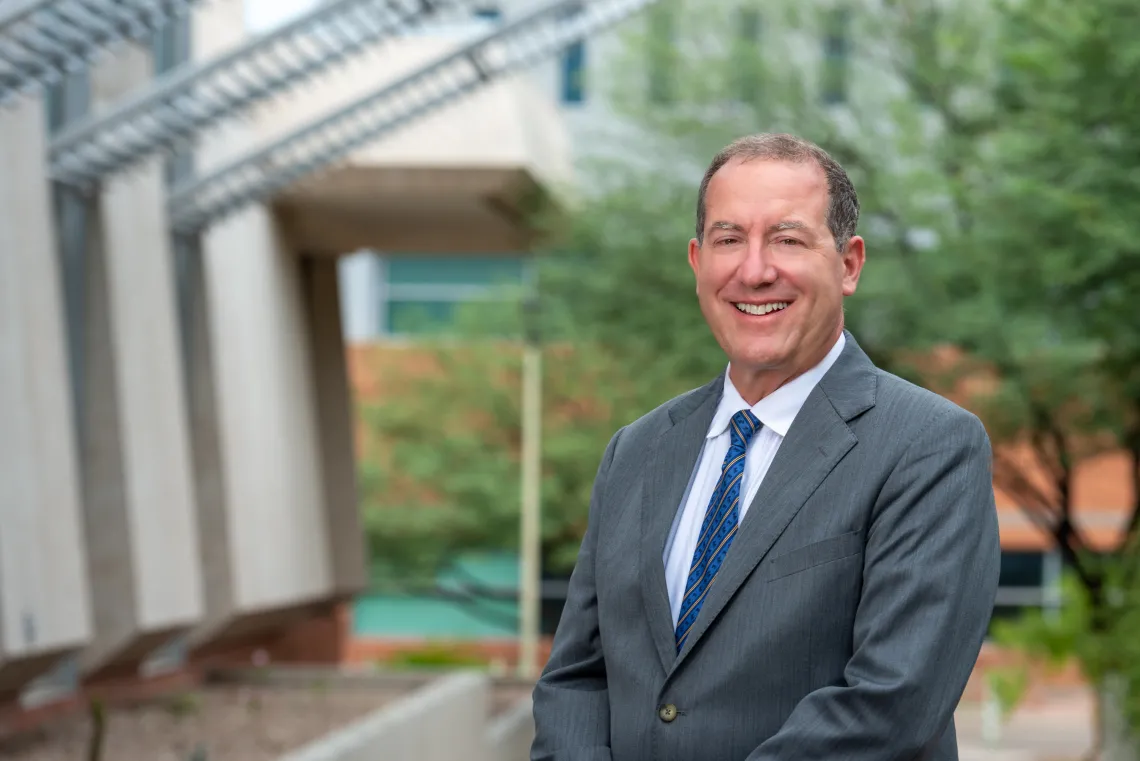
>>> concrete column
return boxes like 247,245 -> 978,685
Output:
187,0 -> 338,652
78,43 -> 204,676
304,258 -> 367,597
0,96 -> 92,699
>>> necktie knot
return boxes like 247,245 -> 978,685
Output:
730,409 -> 760,449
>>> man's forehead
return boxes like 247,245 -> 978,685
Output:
709,157 -> 826,196
704,160 -> 828,225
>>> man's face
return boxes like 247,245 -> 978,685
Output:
688,158 -> 865,395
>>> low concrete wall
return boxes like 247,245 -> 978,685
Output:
487,695 -> 535,761
277,670 -> 492,761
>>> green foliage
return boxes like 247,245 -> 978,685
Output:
534,0 -> 1140,740
986,666 -> 1030,719
381,643 -> 490,670
360,297 -> 671,583
360,0 -> 1140,742
990,565 -> 1140,730
87,698 -> 106,761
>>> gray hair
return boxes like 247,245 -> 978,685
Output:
695,133 -> 860,251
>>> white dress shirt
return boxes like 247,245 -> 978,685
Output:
664,333 -> 847,624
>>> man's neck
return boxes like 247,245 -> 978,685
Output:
730,327 -> 844,405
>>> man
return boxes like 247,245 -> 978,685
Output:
531,133 -> 1001,761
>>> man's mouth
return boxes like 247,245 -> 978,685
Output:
734,301 -> 790,316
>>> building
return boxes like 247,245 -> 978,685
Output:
1,0 -> 636,726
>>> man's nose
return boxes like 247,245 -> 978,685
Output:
738,244 -> 778,288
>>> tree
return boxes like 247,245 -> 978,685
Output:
974,0 -> 1140,748
357,0 -> 1140,741
544,0 -> 1121,557
534,0 -> 1139,744
358,299 -> 670,587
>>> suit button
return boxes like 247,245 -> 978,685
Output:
658,704 -> 678,722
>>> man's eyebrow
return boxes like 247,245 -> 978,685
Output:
768,220 -> 809,234
709,220 -> 812,235
710,221 -> 746,232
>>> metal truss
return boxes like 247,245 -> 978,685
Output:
0,0 -> 203,107
168,0 -> 658,235
49,0 -> 469,186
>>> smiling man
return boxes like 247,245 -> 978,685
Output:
531,133 -> 1001,761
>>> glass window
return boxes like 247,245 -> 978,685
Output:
381,255 -> 529,337
562,40 -> 587,104
560,3 -> 586,104
152,17 -> 190,75
998,551 -> 1045,588
386,256 -> 526,287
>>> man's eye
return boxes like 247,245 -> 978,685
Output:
717,237 -> 740,245
778,238 -> 801,246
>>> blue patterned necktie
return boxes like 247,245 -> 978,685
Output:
675,409 -> 761,652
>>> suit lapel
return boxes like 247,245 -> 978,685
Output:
639,377 -> 722,673
671,332 -> 878,670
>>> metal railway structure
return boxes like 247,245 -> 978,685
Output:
166,0 -> 659,236
0,0 -> 206,106
48,0 -> 475,186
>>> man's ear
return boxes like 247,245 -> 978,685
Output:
688,237 -> 701,294
841,235 -> 866,297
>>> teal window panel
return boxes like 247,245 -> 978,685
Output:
386,256 -> 527,287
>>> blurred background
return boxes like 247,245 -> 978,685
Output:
1,0 -> 1139,759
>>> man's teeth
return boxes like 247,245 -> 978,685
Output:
735,302 -> 789,316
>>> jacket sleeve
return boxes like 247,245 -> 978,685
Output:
746,408 -> 1001,761
530,428 -> 623,761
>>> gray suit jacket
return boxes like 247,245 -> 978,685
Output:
531,332 -> 1001,761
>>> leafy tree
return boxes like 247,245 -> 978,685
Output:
359,298 -> 671,587
974,0 -> 1140,747
358,0 -> 1140,741
535,0 -> 1139,741
543,0 -> 1123,561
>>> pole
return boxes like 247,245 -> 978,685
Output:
518,293 -> 543,679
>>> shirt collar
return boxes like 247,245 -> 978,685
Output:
707,332 -> 846,440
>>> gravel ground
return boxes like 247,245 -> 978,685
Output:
0,684 -> 409,761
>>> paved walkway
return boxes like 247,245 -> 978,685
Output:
955,689 -> 1094,761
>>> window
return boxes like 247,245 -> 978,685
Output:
988,550 -> 1062,634
646,2 -> 678,105
559,3 -> 587,104
733,7 -> 763,103
44,71 -> 89,135
382,255 -> 529,337
151,16 -> 190,75
151,17 -> 194,187
820,8 -> 850,105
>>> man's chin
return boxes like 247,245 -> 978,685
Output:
729,347 -> 792,373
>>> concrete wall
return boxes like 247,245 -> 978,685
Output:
0,96 -> 92,700
486,696 -> 536,761
275,672 -> 492,761
79,42 -> 204,675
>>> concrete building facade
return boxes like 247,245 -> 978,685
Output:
0,0 -> 581,718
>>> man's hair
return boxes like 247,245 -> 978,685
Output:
695,133 -> 860,251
